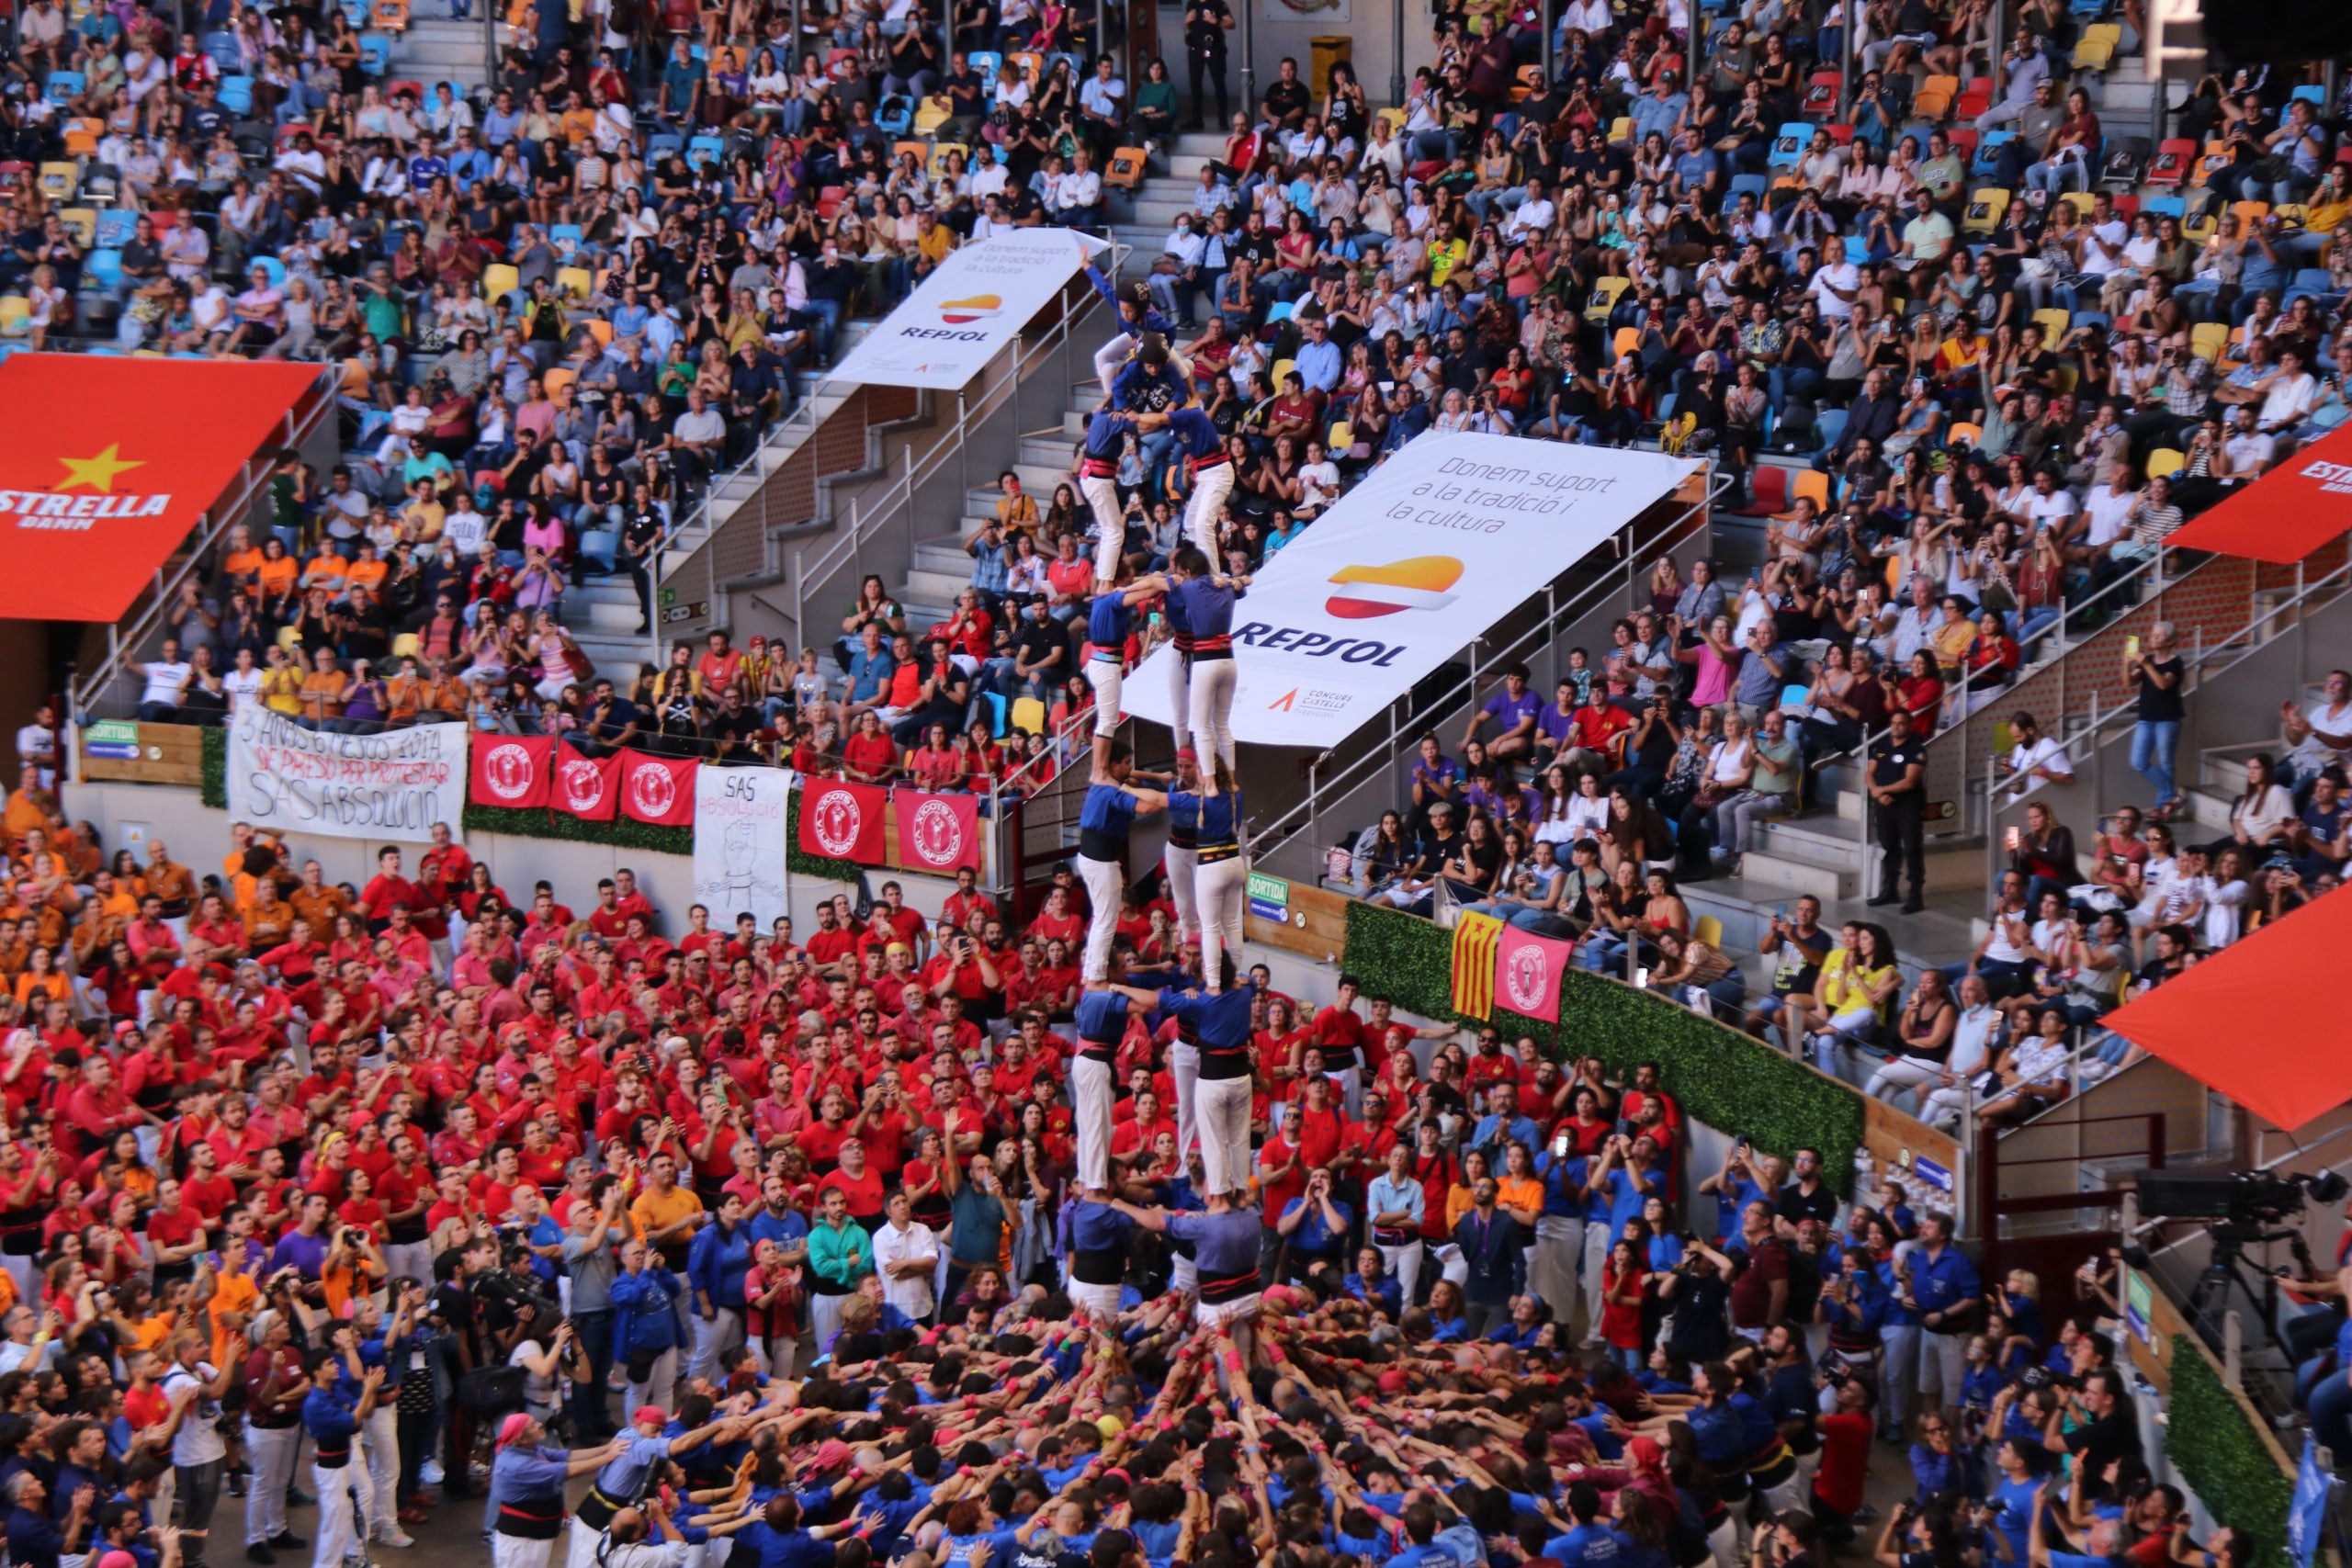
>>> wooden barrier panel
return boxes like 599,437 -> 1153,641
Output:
77,721 -> 206,788
1864,1095 -> 1964,1211
1242,874 -> 1349,964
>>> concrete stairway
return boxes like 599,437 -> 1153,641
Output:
382,17 -> 492,92
891,376 -> 1093,632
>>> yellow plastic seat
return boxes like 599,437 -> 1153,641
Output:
2145,447 -> 2186,479
481,262 -> 519,302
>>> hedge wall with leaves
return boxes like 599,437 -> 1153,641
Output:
2166,1340 -> 2295,1568
200,727 -> 227,809
1340,899 -> 1864,1194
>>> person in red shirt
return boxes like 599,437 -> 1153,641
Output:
695,630 -> 746,694
814,1138 -> 886,1224
839,709 -> 900,784
1025,886 -> 1085,948
357,846 -> 423,935
1257,1101 -> 1309,1228
1308,976 -> 1371,1108
1110,1089 -> 1177,1169
940,866 -> 1001,933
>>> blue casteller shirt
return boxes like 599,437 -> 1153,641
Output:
1158,983 -> 1256,1055
687,1218 -> 753,1310
1169,790 -> 1241,851
1078,783 -> 1139,861
1167,405 -> 1225,462
1088,592 -> 1131,653
1084,408 -> 1133,462
1074,989 -> 1128,1052
1170,575 -> 1240,642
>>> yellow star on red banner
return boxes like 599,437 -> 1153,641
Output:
56,445 -> 145,492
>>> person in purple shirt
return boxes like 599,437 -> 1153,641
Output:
1463,662 -> 1543,769
266,1192 -> 334,1279
1409,734 -> 1461,822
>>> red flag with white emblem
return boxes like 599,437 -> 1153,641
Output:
619,751 -> 698,826
892,789 -> 980,873
469,736 -> 552,809
553,750 -> 623,822
798,779 -> 888,864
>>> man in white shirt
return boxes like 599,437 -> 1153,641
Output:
2258,345 -> 2319,434
14,705 -> 57,790
2221,404 -> 2277,481
969,157 -> 1010,202
132,638 -> 193,724
1501,177 -> 1555,243
2023,466 -> 2080,540
868,1190 -> 938,1322
2074,464 -> 2134,558
445,496 -> 489,556
2003,709 -> 2074,802
1807,234 -> 1860,320
1919,975 -> 2003,1131
2282,668 -> 2352,787
1055,149 -> 1103,226
221,647 -> 268,719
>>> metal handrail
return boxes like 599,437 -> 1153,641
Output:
642,355 -> 843,666
70,370 -> 338,723
1820,538 -> 2194,852
1245,467 -> 1732,873
787,250 -> 1122,644
1975,554 -> 2352,886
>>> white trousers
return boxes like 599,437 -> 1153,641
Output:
310,1461 -> 359,1568
686,1304 -> 742,1382
361,1405 -> 398,1540
385,1239 -> 432,1292
1085,659 -> 1124,738
1189,656 -> 1237,772
1071,1054 -> 1115,1191
1167,648 -> 1191,750
1194,853 -> 1248,990
244,1419 -> 301,1544
492,1535 -> 557,1568
1530,1215 -> 1584,1323
1581,1218 -> 1614,1339
1166,843 -> 1200,942
1093,332 -> 1136,397
1169,1040 -> 1199,1160
1080,473 -> 1125,581
1195,1073 -> 1254,1200
1078,852 -> 1125,983
1182,460 -> 1235,560
623,1346 -> 676,1416
565,1522 -> 606,1568
1374,1238 -> 1425,1305
1866,1056 -> 1944,1106
1069,1280 -> 1123,1324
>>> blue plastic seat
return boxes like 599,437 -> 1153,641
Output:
687,134 -> 724,169
218,74 -> 254,114
43,71 -> 85,103
95,209 -> 137,247
1769,121 -> 1811,168
1971,129 -> 2012,176
83,248 -> 124,291
358,35 -> 390,74
1814,406 -> 1848,457
548,223 -> 583,258
967,50 -> 1002,87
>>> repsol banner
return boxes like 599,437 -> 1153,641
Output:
1123,433 -> 1701,749
827,229 -> 1110,391
227,710 -> 466,842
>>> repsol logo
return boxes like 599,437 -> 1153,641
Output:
1234,622 -> 1408,663
899,327 -> 991,341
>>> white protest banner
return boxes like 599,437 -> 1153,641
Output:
826,229 -> 1110,391
1123,433 -> 1700,750
693,764 -> 793,930
226,710 -> 468,841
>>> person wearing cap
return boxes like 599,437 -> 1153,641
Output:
566,1404 -> 752,1568
298,1346 -> 385,1568
609,1237 -> 686,1416
488,1413 -> 616,1568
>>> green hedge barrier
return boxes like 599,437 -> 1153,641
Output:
2165,1340 -> 2294,1568
1340,899 -> 1863,1194
459,803 -> 694,856
200,727 -> 227,810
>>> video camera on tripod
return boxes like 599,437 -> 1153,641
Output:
2126,1168 -> 2348,1353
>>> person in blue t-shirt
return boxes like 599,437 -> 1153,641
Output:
1540,1483 -> 1622,1568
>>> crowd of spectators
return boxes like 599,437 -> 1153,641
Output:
0,770 -> 2235,1568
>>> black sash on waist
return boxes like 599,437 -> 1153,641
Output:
497,1501 -> 564,1540
1199,1268 -> 1259,1305
1196,842 -> 1240,863
1073,1247 -> 1124,1285
1078,829 -> 1126,862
